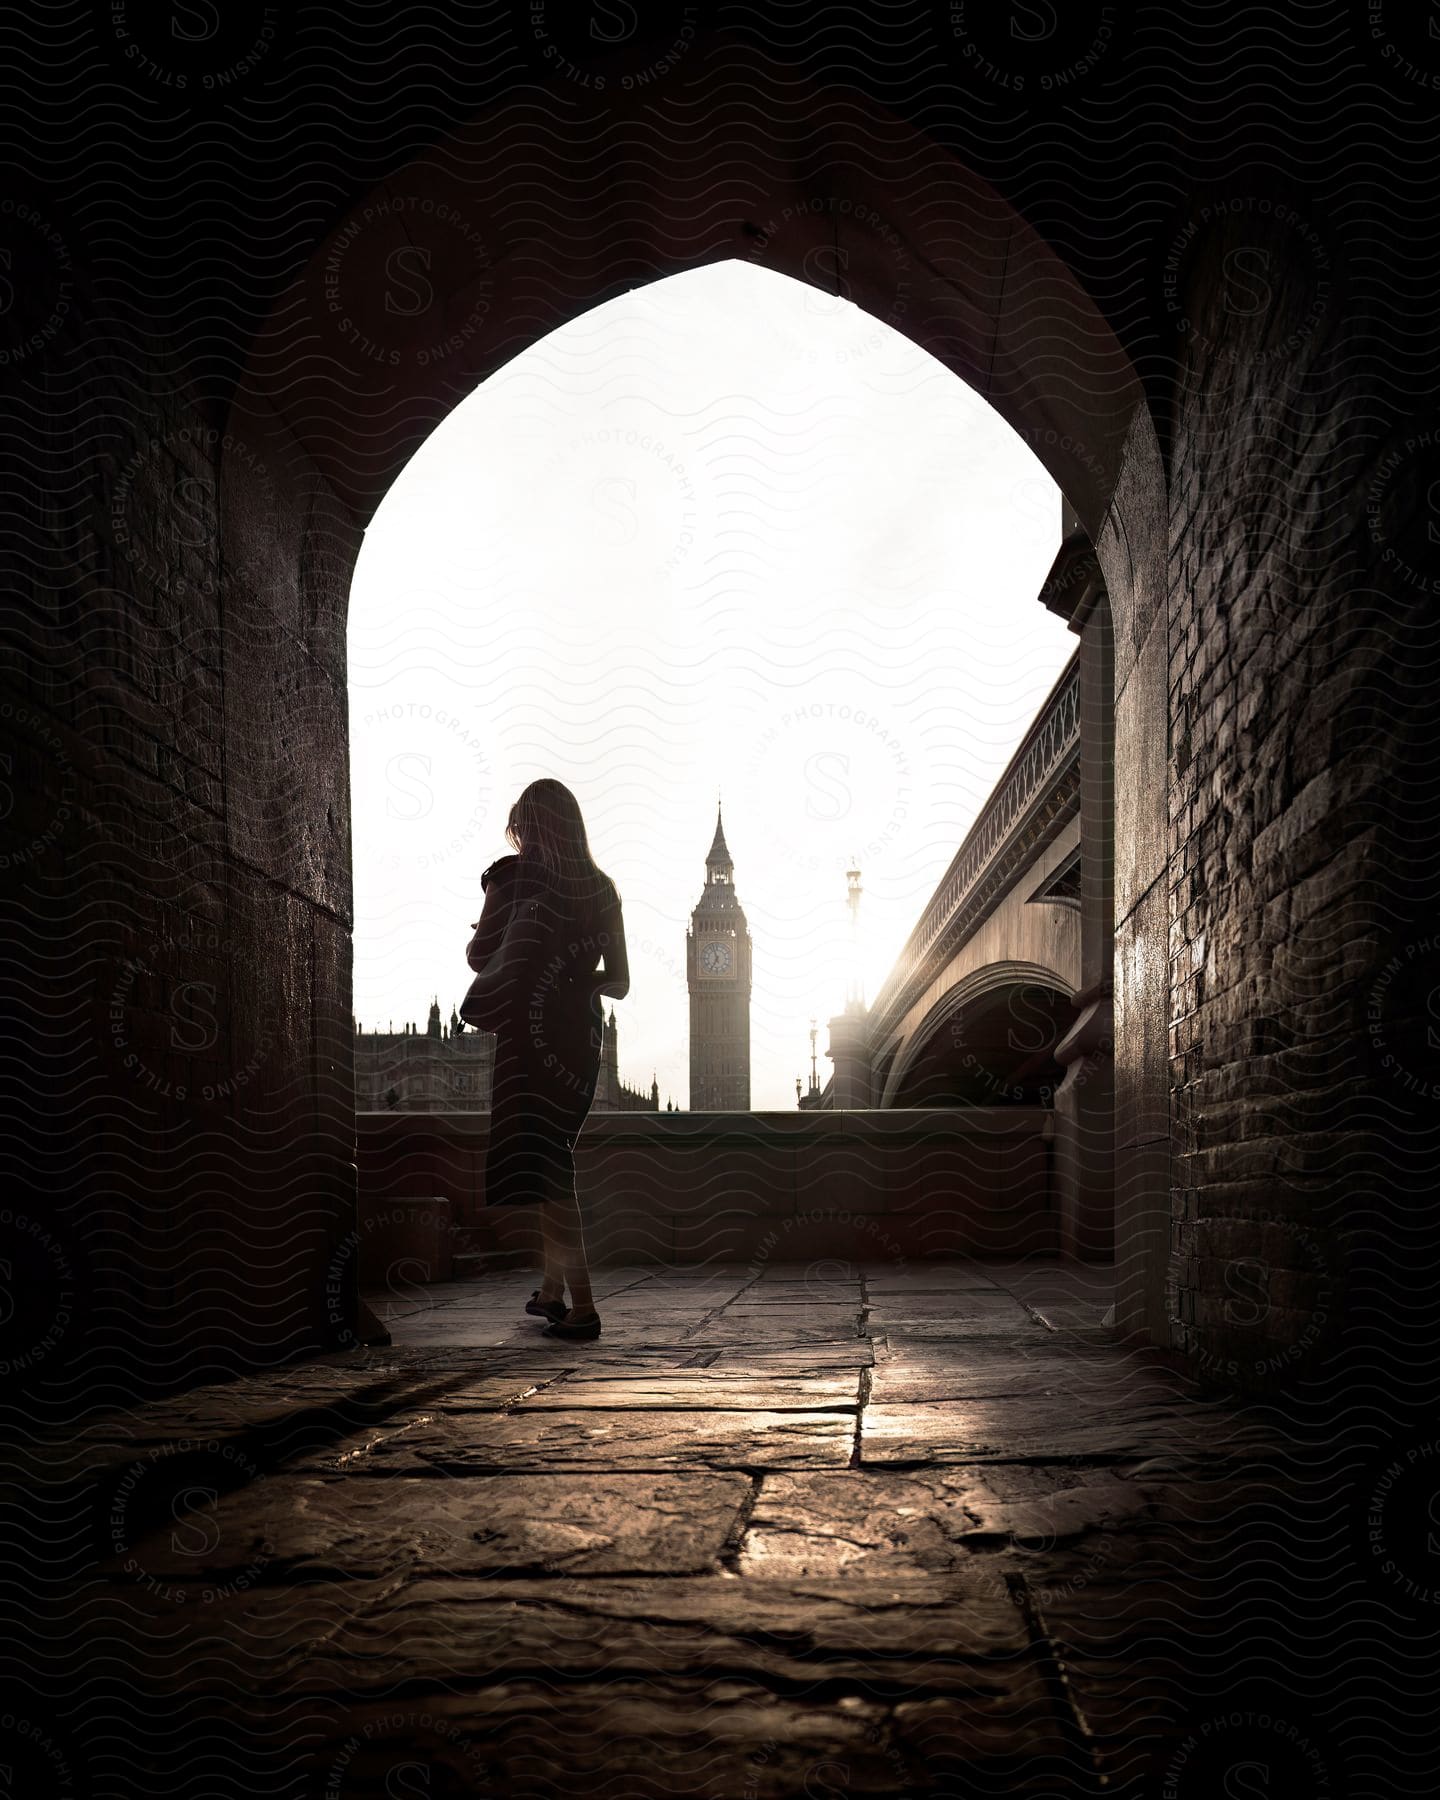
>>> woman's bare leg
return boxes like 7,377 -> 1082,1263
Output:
549,1180 -> 596,1321
537,1203 -> 564,1306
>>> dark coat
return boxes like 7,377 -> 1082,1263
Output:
470,855 -> 621,1205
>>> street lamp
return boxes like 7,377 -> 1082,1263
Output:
845,862 -> 864,1014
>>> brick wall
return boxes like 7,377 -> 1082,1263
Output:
1163,186 -> 1440,1388
0,278 -> 361,1402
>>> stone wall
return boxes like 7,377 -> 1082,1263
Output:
0,278 -> 360,1403
1162,184 -> 1440,1388
355,1108 -> 1059,1269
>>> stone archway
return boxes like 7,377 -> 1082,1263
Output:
234,79 -> 1143,542
226,66 -> 1168,1341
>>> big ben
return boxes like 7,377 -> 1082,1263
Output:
687,802 -> 752,1110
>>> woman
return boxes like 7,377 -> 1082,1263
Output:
464,779 -> 629,1340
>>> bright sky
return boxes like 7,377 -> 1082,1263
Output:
348,259 -> 1073,1110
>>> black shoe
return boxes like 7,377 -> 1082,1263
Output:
525,1290 -> 567,1323
543,1314 -> 601,1341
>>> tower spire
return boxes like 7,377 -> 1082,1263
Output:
706,800 -> 732,871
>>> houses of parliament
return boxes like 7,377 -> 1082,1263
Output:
354,804 -> 754,1112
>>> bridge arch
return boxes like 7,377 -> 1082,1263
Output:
881,960 -> 1076,1109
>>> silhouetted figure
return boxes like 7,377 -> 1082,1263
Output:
465,779 -> 629,1339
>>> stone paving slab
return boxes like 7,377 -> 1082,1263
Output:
672,1317 -> 869,1347
981,1261 -> 1115,1294
360,1303 -> 867,1346
692,1317 -> 867,1340
868,1344 -> 1198,1405
704,1297 -> 865,1321
428,1303 -> 738,1332
86,1366 -> 547,1437
306,1342 -> 875,1379
874,1321 -> 1051,1342
97,1470 -> 754,1581
4,1360 -> 859,1486
290,1663 -> 1073,1799
687,1341 -> 877,1371
576,1293 -> 754,1311
1019,1568 -> 1258,1780
723,1282 -> 860,1301
601,1266 -> 759,1282
5,1573 -> 1040,1702
720,1302 -> 864,1320
1012,1301 -> 1113,1335
752,1261 -> 864,1276
366,1324 -> 525,1347
286,1682 -> 916,1800
737,1467 -> 1157,1578
589,1295 -> 754,1315
3,1368 -> 565,1482
288,1407 -> 857,1473
269,1573 -> 1043,1695
2,1576 -> 407,1697
890,1693 -> 1087,1799
863,1270 -> 1005,1292
869,1302 -> 1046,1338
514,1372 -> 860,1410
861,1395 -> 1275,1466
339,1342 -> 715,1371
867,1292 -> 1034,1318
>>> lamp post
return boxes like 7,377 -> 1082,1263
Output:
827,862 -> 872,1106
845,862 -> 863,1014
797,1016 -> 822,1108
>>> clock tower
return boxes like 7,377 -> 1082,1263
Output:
687,802 -> 752,1110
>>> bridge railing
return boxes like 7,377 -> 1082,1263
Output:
867,652 -> 1081,1044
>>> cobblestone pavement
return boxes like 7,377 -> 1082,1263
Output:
5,1261 -> 1322,1798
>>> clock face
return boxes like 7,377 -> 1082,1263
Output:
701,940 -> 733,975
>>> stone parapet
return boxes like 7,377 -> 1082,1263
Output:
356,1107 -> 1058,1271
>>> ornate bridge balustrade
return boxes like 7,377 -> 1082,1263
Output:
867,652 -> 1083,1084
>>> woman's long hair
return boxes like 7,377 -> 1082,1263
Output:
505,779 -> 610,900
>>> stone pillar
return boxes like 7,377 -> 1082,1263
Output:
1053,987 -> 1114,1258
1042,523 -> 1116,1260
826,1010 -> 872,1107
1093,409 -> 1170,1342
